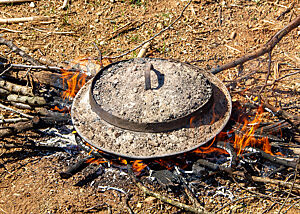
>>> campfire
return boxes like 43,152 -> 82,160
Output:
0,8 -> 299,214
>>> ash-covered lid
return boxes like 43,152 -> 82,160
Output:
92,58 -> 212,125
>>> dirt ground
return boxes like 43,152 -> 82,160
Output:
0,0 -> 299,213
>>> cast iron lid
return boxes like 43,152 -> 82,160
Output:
71,58 -> 232,159
89,58 -> 213,132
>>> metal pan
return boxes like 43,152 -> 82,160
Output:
71,58 -> 232,160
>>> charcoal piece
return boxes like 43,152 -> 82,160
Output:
152,170 -> 180,188
75,166 -> 103,186
192,161 -> 209,178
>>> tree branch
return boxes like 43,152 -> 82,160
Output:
211,15 -> 300,74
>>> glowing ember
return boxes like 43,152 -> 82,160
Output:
154,159 -> 176,170
119,158 -> 128,165
85,157 -> 107,165
193,146 -> 229,155
132,160 -> 147,173
50,106 -> 70,114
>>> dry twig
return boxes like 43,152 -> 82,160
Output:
263,101 -> 300,133
0,78 -> 33,96
0,117 -> 29,124
277,2 -> 295,20
0,16 -> 50,24
282,200 -> 300,214
216,196 -> 256,213
234,171 -> 300,190
0,28 -> 23,33
0,0 -> 34,3
137,42 -> 151,58
6,94 -> 46,107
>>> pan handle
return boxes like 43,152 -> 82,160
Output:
144,63 -> 153,90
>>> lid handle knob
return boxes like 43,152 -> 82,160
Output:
144,63 -> 153,90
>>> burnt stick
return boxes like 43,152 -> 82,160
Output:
245,147 -> 299,169
59,155 -> 94,179
74,165 -> 103,186
255,120 -> 288,134
216,141 -> 237,167
233,127 -> 285,142
263,101 -> 300,121
194,159 -> 220,171
175,167 -> 202,208
0,143 -> 65,152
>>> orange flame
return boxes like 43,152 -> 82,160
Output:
154,159 -> 175,170
190,116 -> 196,128
192,104 -> 280,157
61,70 -> 87,100
209,103 -> 216,125
50,106 -> 70,114
132,160 -> 147,173
119,158 -> 128,165
85,157 -> 107,165
193,146 -> 229,155
232,105 -> 275,156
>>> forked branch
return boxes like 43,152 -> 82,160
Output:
211,15 -> 300,74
